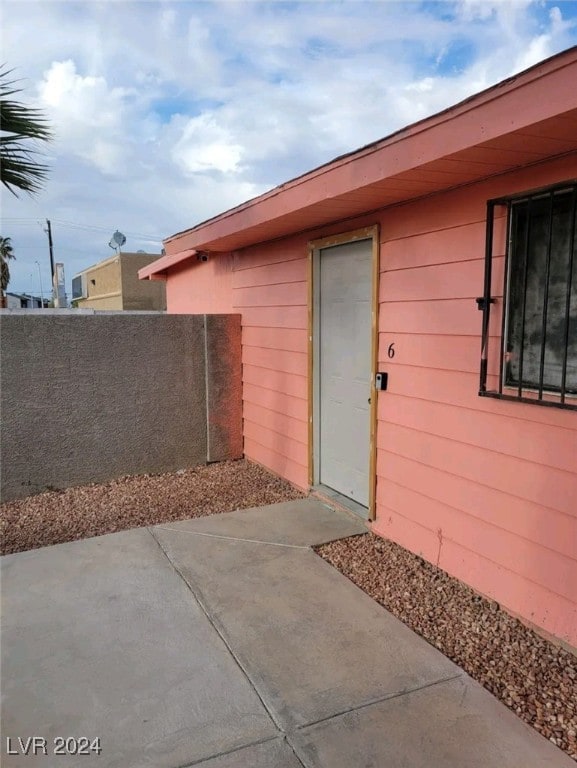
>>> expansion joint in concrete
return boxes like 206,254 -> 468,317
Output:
177,734 -> 282,767
284,734 -> 314,768
154,526 -> 311,549
147,526 -> 286,733
292,672 -> 464,732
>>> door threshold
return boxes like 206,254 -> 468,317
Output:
311,485 -> 369,521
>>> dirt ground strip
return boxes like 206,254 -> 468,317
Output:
0,459 -> 304,556
316,533 -> 577,761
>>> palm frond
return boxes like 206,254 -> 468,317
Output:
0,66 -> 52,196
0,236 -> 15,259
1,258 -> 11,293
0,98 -> 52,142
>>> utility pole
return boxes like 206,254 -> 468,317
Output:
46,219 -> 55,298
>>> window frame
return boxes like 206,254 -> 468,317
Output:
479,179 -> 577,411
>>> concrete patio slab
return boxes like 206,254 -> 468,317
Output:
154,497 -> 366,546
1,528 -> 276,768
151,525 -> 462,730
290,675 -> 569,768
192,737 -> 303,767
2,499 -> 572,768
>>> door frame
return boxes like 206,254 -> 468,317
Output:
307,225 -> 380,521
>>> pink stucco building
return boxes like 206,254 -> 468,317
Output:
141,48 -> 577,648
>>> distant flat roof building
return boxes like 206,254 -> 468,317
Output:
5,293 -> 47,309
72,252 -> 166,311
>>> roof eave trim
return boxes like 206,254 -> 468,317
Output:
138,249 -> 198,280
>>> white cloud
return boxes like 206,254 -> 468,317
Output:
513,5 -> 577,72
457,0 -> 533,23
37,60 -> 133,175
160,7 -> 177,36
171,113 -> 244,174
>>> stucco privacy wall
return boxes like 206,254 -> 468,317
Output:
165,155 -> 576,646
0,312 -> 242,501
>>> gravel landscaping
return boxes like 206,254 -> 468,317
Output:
316,532 -> 577,761
0,459 -> 304,556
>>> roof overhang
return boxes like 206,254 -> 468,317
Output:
141,47 -> 577,280
138,249 -> 198,280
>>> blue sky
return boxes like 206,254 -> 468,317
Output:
2,0 -> 577,299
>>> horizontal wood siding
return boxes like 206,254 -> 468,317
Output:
166,254 -> 234,313
243,437 -> 308,488
240,305 -> 307,329
378,297 -> 503,336
243,346 -> 307,376
243,365 -> 308,400
375,478 -> 576,602
232,238 -> 309,487
379,393 -> 577,474
375,156 -> 577,645
376,451 -> 577,560
378,333 -> 501,375
380,363 -> 574,428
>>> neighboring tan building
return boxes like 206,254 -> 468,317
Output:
72,252 -> 166,311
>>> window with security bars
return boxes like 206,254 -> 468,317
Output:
479,182 -> 577,410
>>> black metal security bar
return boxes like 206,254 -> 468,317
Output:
478,202 -> 494,393
560,187 -> 577,405
479,181 -> 577,411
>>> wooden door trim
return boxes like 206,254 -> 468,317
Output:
307,225 -> 380,520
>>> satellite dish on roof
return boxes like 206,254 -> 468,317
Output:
108,230 -> 127,253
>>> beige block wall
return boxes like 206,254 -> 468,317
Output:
77,294 -> 123,310
76,254 -> 165,311
77,256 -> 122,309
121,254 -> 166,311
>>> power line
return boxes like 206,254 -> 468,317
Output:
9,246 -> 125,257
1,245 -> 49,250
0,220 -> 45,227
52,219 -> 162,241
1,217 -> 163,242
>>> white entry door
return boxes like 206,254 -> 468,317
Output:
318,239 -> 372,507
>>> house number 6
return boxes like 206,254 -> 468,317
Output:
387,343 -> 395,359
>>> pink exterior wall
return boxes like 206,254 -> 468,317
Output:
374,153 -> 577,647
165,156 -> 577,647
166,253 -> 234,314
232,240 -> 309,488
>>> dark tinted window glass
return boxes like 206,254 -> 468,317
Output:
506,191 -> 576,393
